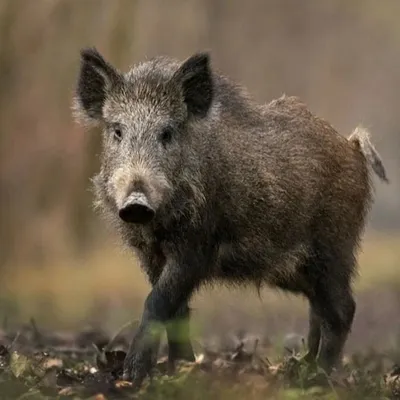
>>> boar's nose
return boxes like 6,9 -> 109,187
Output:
118,192 -> 155,224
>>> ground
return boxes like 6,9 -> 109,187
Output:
0,320 -> 400,399
0,233 -> 399,399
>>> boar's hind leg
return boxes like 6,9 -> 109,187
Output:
303,306 -> 321,362
311,277 -> 355,374
166,302 -> 196,364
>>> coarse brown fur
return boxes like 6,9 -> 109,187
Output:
73,48 -> 389,384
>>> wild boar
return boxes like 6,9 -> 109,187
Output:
73,48 -> 388,383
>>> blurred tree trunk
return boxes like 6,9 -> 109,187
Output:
67,0 -> 138,258
0,0 -> 23,266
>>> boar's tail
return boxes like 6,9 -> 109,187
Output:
348,126 -> 389,183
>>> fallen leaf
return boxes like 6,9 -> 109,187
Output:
59,386 -> 77,395
115,380 -> 133,388
9,351 -> 31,378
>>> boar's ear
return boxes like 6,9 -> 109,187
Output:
73,47 -> 121,125
173,52 -> 213,118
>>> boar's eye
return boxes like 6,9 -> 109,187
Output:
112,124 -> 123,142
160,126 -> 173,147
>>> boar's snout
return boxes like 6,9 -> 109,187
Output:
118,192 -> 155,224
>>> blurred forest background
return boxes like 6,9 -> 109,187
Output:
0,0 -> 399,353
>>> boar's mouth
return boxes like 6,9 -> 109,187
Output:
118,192 -> 155,224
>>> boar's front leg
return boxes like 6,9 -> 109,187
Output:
146,265 -> 195,366
166,302 -> 196,366
122,250 -> 206,383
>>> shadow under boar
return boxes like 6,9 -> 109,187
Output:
73,48 -> 389,383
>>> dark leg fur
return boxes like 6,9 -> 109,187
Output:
310,277 -> 356,373
123,245 -> 208,383
166,302 -> 196,365
304,306 -> 321,362
144,257 -> 195,368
